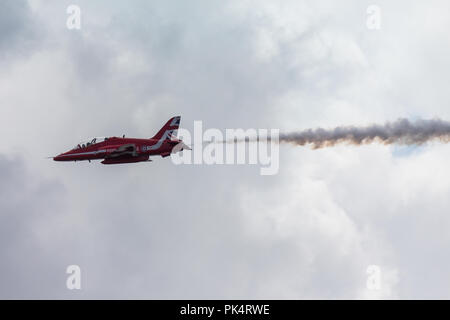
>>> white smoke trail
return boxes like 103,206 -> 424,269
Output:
280,118 -> 450,149
222,118 -> 450,149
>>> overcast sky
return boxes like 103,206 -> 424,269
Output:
1,0 -> 450,299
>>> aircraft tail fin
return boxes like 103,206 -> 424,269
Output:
151,116 -> 181,140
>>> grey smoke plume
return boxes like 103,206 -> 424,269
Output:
220,118 -> 450,149
279,118 -> 450,149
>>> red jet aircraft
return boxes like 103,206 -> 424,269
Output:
53,116 -> 190,164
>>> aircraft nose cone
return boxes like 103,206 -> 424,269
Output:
53,155 -> 63,161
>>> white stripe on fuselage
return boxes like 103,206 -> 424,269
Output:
59,150 -> 107,157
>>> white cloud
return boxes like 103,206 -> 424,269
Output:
0,0 -> 449,299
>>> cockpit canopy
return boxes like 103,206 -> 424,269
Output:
73,137 -> 108,149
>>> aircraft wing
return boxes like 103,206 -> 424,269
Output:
103,144 -> 138,158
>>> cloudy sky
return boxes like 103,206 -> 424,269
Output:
1,0 -> 450,299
